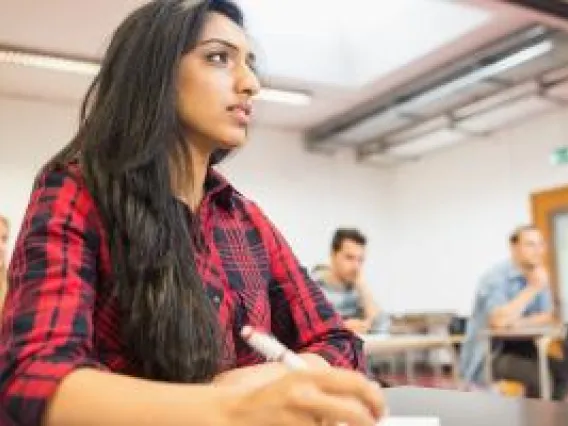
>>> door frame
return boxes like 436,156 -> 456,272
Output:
531,185 -> 568,318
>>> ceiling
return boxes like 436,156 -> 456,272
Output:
0,0 -> 566,137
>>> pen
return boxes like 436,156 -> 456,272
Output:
240,325 -> 308,370
241,325 -> 387,425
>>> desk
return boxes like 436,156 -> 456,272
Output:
385,387 -> 568,426
481,327 -> 566,400
362,334 -> 463,381
363,334 -> 463,354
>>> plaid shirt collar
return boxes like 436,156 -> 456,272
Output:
204,168 -> 236,211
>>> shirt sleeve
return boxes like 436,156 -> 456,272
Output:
246,202 -> 366,372
0,169 -> 108,426
532,288 -> 553,314
479,274 -> 510,315
480,271 -> 553,317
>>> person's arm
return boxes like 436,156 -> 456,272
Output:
44,369 -> 228,426
212,354 -> 329,391
47,365 -> 384,426
488,266 -> 550,329
0,170 -> 226,426
354,276 -> 380,331
488,286 -> 542,328
513,312 -> 555,328
0,169 -> 114,426
247,202 -> 365,371
0,171 -> 384,426
511,282 -> 555,328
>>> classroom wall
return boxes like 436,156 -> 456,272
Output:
382,107 -> 568,315
0,95 -> 391,299
2,94 -> 568,316
218,127 -> 391,285
0,95 -> 79,252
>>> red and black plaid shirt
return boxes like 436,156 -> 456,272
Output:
0,164 -> 364,426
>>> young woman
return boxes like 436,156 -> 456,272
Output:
0,214 -> 8,310
0,1 -> 384,425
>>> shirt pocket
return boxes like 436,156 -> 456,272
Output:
214,227 -> 272,328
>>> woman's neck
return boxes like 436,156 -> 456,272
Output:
174,140 -> 213,212
188,145 -> 210,212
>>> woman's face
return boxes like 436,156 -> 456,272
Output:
177,12 -> 260,152
0,220 -> 8,269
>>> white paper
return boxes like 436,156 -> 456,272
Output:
377,416 -> 441,426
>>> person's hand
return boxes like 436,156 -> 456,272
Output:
214,362 -> 288,391
344,318 -> 371,334
214,354 -> 329,391
527,266 -> 549,291
222,369 -> 385,426
354,272 -> 366,287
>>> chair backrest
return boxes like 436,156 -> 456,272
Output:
449,316 -> 468,335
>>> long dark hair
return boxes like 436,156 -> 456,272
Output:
0,215 -> 8,311
46,0 -> 244,383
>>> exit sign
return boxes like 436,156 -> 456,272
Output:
551,146 -> 568,166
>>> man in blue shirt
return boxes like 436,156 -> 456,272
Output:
459,225 -> 562,398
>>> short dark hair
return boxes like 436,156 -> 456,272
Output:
509,225 -> 539,245
331,228 -> 367,252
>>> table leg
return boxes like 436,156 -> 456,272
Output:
433,349 -> 442,378
405,350 -> 415,384
536,336 -> 552,400
484,336 -> 493,386
389,354 -> 396,376
448,344 -> 459,384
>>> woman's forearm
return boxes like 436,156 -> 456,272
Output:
44,369 -> 228,426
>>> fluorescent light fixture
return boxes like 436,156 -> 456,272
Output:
398,39 -> 553,113
455,81 -> 539,118
387,116 -> 451,144
475,40 -> 554,78
0,47 -> 310,106
386,128 -> 467,157
361,152 -> 401,167
546,79 -> 568,102
542,67 -> 568,100
457,95 -> 556,134
254,87 -> 311,106
0,49 -> 99,75
334,109 -> 412,145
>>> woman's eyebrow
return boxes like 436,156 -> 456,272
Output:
199,38 -> 256,63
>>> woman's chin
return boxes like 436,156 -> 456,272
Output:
217,132 -> 248,150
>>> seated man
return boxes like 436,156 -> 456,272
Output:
460,225 -> 565,398
317,228 -> 388,334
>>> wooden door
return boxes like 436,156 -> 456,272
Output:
531,186 -> 568,320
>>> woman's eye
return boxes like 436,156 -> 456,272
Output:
207,52 -> 229,64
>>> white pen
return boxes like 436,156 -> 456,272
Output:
240,325 -> 308,370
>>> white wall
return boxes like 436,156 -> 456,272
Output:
0,96 -> 79,249
0,96 -> 390,298
218,128 -> 390,282
3,94 -> 568,316
383,108 -> 568,315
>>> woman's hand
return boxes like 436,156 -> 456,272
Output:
213,362 -> 288,391
213,354 -> 329,391
221,369 -> 385,426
